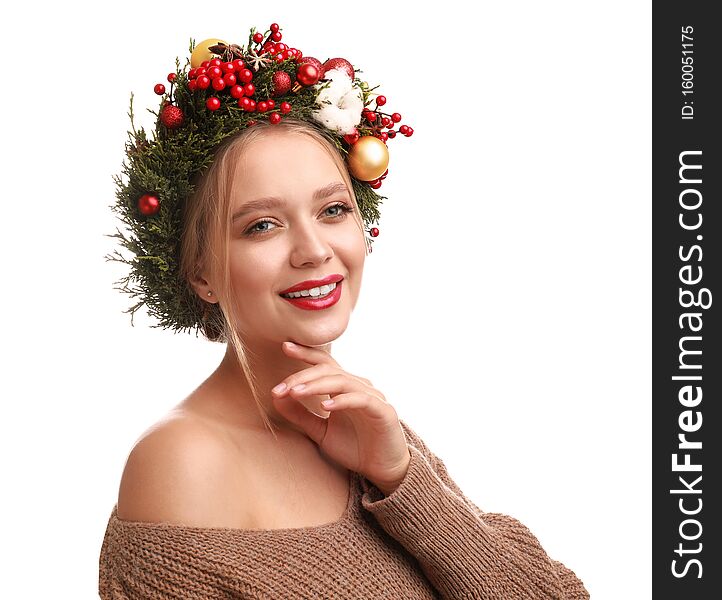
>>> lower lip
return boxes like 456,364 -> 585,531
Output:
280,281 -> 343,311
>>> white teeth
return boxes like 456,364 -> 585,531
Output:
282,282 -> 337,299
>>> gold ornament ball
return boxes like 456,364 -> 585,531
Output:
347,136 -> 390,182
191,38 -> 227,68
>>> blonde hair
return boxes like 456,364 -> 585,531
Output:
179,118 -> 367,439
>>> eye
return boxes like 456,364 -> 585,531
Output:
244,219 -> 278,236
324,202 -> 354,219
243,202 -> 355,237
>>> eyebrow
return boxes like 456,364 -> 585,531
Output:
231,182 -> 350,222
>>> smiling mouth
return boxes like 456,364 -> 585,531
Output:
280,282 -> 338,299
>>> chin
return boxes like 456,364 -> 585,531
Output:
288,318 -> 350,348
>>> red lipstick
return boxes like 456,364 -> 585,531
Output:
278,274 -> 344,295
279,274 -> 344,311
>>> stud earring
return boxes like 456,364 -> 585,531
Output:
207,291 -> 213,297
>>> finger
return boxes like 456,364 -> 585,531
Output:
272,363 -> 339,396
287,373 -> 373,398
320,392 -> 394,420
281,341 -> 340,367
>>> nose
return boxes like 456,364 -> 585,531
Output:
289,219 -> 334,268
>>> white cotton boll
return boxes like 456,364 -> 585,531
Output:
311,68 -> 364,135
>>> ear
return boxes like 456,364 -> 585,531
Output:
187,267 -> 218,304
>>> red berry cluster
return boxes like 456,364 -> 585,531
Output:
253,22 -> 304,64
364,95 -> 414,141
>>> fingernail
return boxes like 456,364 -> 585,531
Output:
272,382 -> 287,393
321,399 -> 334,407
291,383 -> 306,391
285,341 -> 296,348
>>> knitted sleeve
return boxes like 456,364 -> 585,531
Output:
359,420 -> 590,600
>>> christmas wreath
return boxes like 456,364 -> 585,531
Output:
105,22 -> 413,337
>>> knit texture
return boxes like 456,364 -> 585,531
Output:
99,420 -> 589,599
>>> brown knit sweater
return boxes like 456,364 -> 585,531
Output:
99,419 -> 589,599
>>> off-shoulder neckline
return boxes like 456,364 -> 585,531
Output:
110,469 -> 359,536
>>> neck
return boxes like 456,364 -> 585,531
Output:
202,337 -> 332,433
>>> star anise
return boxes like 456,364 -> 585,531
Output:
245,48 -> 272,72
208,42 -> 245,62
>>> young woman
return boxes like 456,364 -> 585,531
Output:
100,25 -> 589,600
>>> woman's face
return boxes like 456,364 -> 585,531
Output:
223,129 -> 366,348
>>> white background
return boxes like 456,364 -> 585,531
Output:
1,1 -> 650,598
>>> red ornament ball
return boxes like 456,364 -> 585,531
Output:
322,57 -> 354,80
272,71 -> 292,96
370,227 -> 379,237
298,57 -> 324,79
153,83 -> 166,95
269,112 -> 282,124
296,63 -> 320,86
206,97 -> 221,111
160,104 -> 184,129
343,130 -> 360,145
138,194 -> 160,216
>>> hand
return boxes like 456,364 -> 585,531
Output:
271,341 -> 411,495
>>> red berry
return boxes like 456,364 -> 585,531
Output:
248,99 -> 257,111
253,32 -> 264,43
244,83 -> 256,96
370,227 -> 379,237
211,77 -> 226,91
399,125 -> 409,135
267,99 -> 275,109
210,58 -> 222,67
138,194 -> 160,216
196,67 -> 207,76
387,130 -> 396,138
276,43 -> 287,51
377,132 -> 389,142
239,97 -> 252,110
391,112 -> 402,123
230,85 -> 244,99
206,97 -> 221,111
280,101 -> 292,113
382,116 -> 392,127
365,111 -> 377,122
380,169 -> 388,179
154,83 -> 166,95
257,101 -> 268,112
167,73 -> 177,83
406,127 -> 414,136
271,31 -> 282,42
269,112 -> 282,124
200,60 -> 210,68
375,95 -> 386,106
208,66 -> 222,79
369,180 -> 382,189
238,69 -> 253,84
196,75 -> 210,90
225,72 -> 237,86
223,62 -> 235,73
188,79 -> 198,91
270,22 -> 279,32
233,59 -> 245,70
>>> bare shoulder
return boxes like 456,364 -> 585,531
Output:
116,412 -> 252,527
